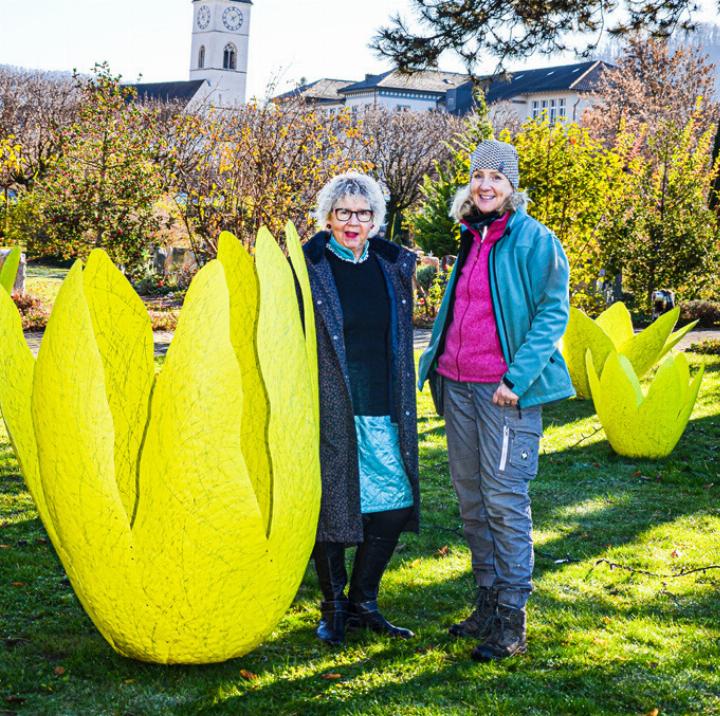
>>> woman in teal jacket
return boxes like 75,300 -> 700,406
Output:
418,139 -> 574,662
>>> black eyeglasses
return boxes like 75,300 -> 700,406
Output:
333,208 -> 374,223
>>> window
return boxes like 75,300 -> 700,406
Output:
223,43 -> 237,70
549,98 -> 557,123
559,97 -> 566,119
198,45 -> 205,69
396,104 -> 411,112
532,100 -> 539,119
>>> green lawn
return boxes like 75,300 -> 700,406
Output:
1,354 -> 719,715
24,263 -> 68,307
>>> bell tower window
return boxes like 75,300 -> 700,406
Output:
223,44 -> 237,71
198,46 -> 205,69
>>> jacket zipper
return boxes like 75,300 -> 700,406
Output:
453,227 -> 485,379
489,233 -> 513,367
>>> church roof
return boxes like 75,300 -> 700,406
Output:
126,79 -> 207,103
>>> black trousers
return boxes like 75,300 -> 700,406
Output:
313,506 -> 412,604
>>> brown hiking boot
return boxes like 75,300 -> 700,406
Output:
471,603 -> 527,661
449,587 -> 496,639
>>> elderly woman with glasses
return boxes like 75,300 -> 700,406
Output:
302,171 -> 419,646
418,140 -> 574,662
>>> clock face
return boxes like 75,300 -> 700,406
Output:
196,5 -> 211,30
222,6 -> 243,31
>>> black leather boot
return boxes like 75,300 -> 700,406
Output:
313,542 -> 349,646
347,535 -> 414,639
448,587 -> 496,639
471,603 -> 527,661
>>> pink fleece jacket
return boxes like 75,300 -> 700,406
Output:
436,213 -> 509,383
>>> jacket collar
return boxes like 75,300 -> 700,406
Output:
305,231 -> 402,265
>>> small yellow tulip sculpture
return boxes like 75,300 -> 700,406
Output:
562,302 -> 697,399
585,350 -> 704,458
0,246 -> 21,294
0,225 -> 320,663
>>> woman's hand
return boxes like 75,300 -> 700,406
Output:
493,382 -> 519,408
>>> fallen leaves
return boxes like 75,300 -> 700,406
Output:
239,669 -> 258,681
53,666 -> 65,676
320,673 -> 342,680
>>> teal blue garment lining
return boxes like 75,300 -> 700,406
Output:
355,415 -> 413,513
327,236 -> 369,263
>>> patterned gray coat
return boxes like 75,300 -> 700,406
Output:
303,232 -> 420,544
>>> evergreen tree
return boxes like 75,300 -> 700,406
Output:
408,91 -> 493,257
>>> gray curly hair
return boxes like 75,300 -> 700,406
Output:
449,184 -> 529,222
314,171 -> 386,238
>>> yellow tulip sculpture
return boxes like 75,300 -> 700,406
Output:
585,350 -> 704,458
562,302 -> 697,399
0,224 -> 320,664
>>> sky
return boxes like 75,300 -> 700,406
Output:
1,0 -> 719,99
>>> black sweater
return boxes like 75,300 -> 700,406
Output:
326,249 -> 390,416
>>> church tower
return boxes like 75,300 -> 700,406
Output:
189,0 -> 252,106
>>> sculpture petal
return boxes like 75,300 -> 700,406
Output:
636,356 -> 684,455
659,319 -> 699,362
676,355 -> 704,431
619,307 -> 679,378
587,352 -> 644,457
83,250 -> 155,519
133,260 -> 277,663
255,227 -> 321,621
0,288 -> 60,548
595,301 -> 634,348
0,246 -> 21,294
217,231 -> 272,532
562,307 -> 615,399
31,261 -> 140,649
285,221 -> 319,422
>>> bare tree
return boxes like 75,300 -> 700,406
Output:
0,66 -> 80,191
164,98 -> 370,259
583,36 -> 719,144
360,108 -> 460,242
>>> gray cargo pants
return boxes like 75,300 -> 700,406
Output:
444,379 -> 542,608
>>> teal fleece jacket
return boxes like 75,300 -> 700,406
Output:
418,207 -> 575,409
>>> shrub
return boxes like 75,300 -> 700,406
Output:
12,292 -> 50,331
148,309 -> 179,332
679,300 -> 720,328
415,264 -> 438,293
687,338 -> 720,355
414,267 -> 450,328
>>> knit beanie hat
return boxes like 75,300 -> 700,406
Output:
470,140 -> 520,189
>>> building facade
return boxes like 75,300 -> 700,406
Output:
277,61 -> 610,122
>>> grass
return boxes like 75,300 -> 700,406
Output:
24,263 -> 68,307
1,353 -> 719,715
